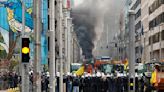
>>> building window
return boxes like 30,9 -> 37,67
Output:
149,0 -> 163,14
135,9 -> 141,20
162,30 -> 164,40
135,21 -> 141,31
149,12 -> 164,29
135,35 -> 140,42
135,46 -> 139,54
162,12 -> 164,22
149,32 -> 160,44
131,0 -> 141,10
153,33 -> 159,43
149,36 -> 152,45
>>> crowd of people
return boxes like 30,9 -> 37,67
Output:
37,72 -> 145,92
0,71 -> 147,92
0,63 -> 162,92
0,72 -> 20,90
64,74 -> 146,92
61,74 -> 129,92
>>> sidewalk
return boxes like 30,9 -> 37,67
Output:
0,90 -> 6,92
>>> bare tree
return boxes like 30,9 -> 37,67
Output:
5,33 -> 21,60
0,33 -> 21,70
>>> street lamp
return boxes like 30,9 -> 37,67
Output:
128,10 -> 135,92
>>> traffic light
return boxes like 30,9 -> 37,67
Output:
130,78 -> 134,90
21,38 -> 30,63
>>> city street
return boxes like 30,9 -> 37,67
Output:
0,0 -> 164,92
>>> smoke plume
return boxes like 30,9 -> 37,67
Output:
71,0 -> 125,59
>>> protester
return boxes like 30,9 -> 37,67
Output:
72,74 -> 80,92
0,72 -> 3,90
66,73 -> 73,92
150,63 -> 163,92
100,73 -> 108,92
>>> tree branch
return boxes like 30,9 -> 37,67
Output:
5,34 -> 21,60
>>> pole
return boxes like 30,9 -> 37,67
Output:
22,0 -> 25,36
151,28 -> 153,60
21,1 -> 29,92
128,10 -> 135,92
33,0 -> 41,91
64,10 -> 68,73
55,0 -> 59,73
107,25 -> 109,48
143,34 -> 146,63
160,27 -> 161,61
49,0 -> 56,91
159,24 -> 163,61
72,35 -> 75,63
116,36 -> 119,60
67,18 -> 72,72
21,64 -> 29,92
59,0 -> 63,91
70,25 -> 74,63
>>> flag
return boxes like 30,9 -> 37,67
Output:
67,0 -> 70,9
75,66 -> 84,76
141,24 -> 144,35
125,59 -> 128,66
140,45 -> 143,54
123,58 -> 129,70
63,0 -> 70,9
63,0 -> 74,9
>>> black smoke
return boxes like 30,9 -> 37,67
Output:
71,0 -> 125,59
71,5 -> 96,59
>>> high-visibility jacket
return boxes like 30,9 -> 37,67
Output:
150,70 -> 164,89
150,71 -> 157,84
150,70 -> 159,87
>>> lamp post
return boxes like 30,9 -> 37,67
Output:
21,1 -> 30,92
128,10 -> 135,92
49,0 -> 56,92
59,0 -> 64,91
33,0 -> 42,91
